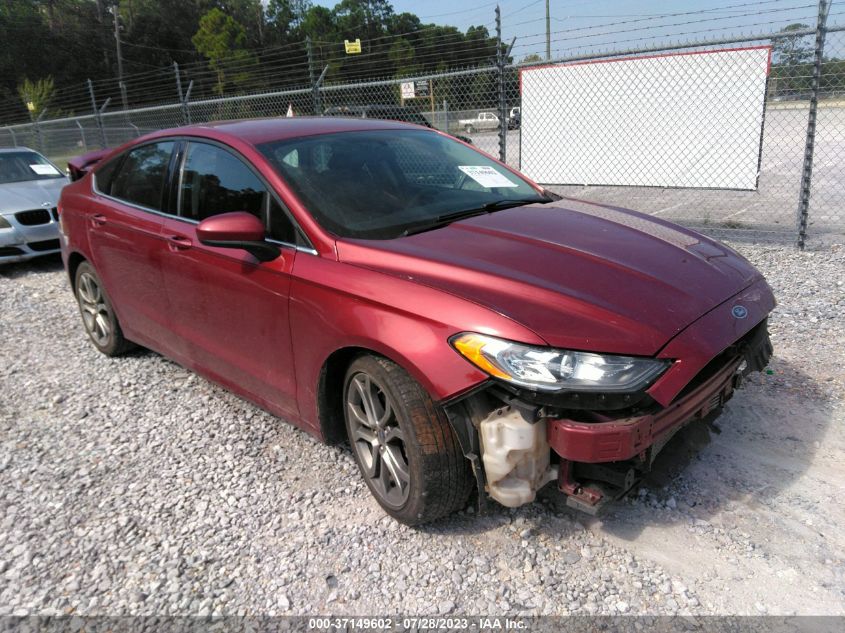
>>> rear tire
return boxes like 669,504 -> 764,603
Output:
344,355 -> 473,525
74,261 -> 135,356
464,124 -> 475,133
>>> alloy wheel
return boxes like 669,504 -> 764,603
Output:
346,371 -> 411,508
77,272 -> 112,347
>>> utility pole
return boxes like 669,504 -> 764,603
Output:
94,0 -> 111,73
112,5 -> 124,87
111,4 -> 128,110
256,1 -> 264,46
545,0 -> 551,60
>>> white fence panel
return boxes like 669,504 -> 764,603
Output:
520,46 -> 771,190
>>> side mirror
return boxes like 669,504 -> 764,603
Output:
197,211 -> 281,262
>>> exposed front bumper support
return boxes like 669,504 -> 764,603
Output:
547,355 -> 742,464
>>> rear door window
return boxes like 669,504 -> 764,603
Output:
109,142 -> 175,211
94,155 -> 123,194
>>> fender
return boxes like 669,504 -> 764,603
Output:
289,253 -> 547,434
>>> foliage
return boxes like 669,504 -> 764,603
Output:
17,76 -> 55,120
772,23 -> 813,65
769,23 -> 845,100
0,0 -> 502,122
193,8 -> 257,95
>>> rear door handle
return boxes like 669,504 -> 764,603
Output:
90,214 -> 107,227
167,235 -> 192,251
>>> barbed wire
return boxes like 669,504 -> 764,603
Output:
0,0 -> 838,125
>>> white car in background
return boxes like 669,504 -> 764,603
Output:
458,111 -> 500,133
0,147 -> 67,264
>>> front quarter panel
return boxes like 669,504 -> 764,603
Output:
290,253 -> 548,433
648,276 -> 776,406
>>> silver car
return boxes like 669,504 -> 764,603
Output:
0,147 -> 68,264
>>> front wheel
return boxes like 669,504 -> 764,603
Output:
74,261 -> 135,356
344,355 -> 473,525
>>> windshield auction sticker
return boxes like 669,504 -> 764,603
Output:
30,164 -> 60,176
458,165 -> 519,188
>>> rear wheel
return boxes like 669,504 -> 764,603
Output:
344,355 -> 473,525
464,124 -> 475,133
74,262 -> 134,356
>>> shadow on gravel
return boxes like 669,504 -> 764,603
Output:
538,356 -> 834,540
0,253 -> 63,278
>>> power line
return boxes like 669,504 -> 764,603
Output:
416,2 -> 499,20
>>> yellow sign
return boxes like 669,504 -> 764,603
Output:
344,39 -> 362,54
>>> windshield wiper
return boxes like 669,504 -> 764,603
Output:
400,197 -> 550,237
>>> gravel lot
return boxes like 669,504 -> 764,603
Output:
1,241 -> 844,617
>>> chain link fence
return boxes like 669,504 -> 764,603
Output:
1,21 -> 842,247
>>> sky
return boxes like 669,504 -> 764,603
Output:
311,0 -> 837,61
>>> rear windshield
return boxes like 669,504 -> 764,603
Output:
259,129 -> 545,240
0,151 -> 64,184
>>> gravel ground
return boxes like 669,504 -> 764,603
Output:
0,241 -> 844,617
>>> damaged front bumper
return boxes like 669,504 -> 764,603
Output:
548,353 -> 744,465
547,351 -> 745,514
445,318 -> 773,515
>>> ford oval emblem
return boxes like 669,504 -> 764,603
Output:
731,305 -> 748,319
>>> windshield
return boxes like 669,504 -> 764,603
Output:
259,129 -> 547,239
0,151 -> 64,185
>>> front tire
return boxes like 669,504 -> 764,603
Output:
74,261 -> 134,356
344,355 -> 473,525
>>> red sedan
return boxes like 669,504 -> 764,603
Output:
58,118 -> 774,524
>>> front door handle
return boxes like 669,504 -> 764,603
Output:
90,214 -> 107,227
167,235 -> 192,251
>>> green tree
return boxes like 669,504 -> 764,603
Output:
333,0 -> 392,39
0,0 -> 509,123
301,5 -> 337,41
773,23 -> 813,65
119,0 -> 205,68
388,38 -> 417,78
770,23 -> 815,98
17,76 -> 55,120
192,8 -> 256,95
267,0 -> 312,31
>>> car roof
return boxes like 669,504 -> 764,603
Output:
0,147 -> 40,154
172,116 -> 424,146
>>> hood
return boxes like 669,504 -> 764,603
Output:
336,198 -> 762,356
0,178 -> 68,214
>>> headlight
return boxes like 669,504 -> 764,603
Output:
0,216 -> 11,229
451,332 -> 669,393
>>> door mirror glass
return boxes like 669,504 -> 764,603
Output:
197,211 -> 280,262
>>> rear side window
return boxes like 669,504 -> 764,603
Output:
109,142 -> 175,211
94,156 -> 122,194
